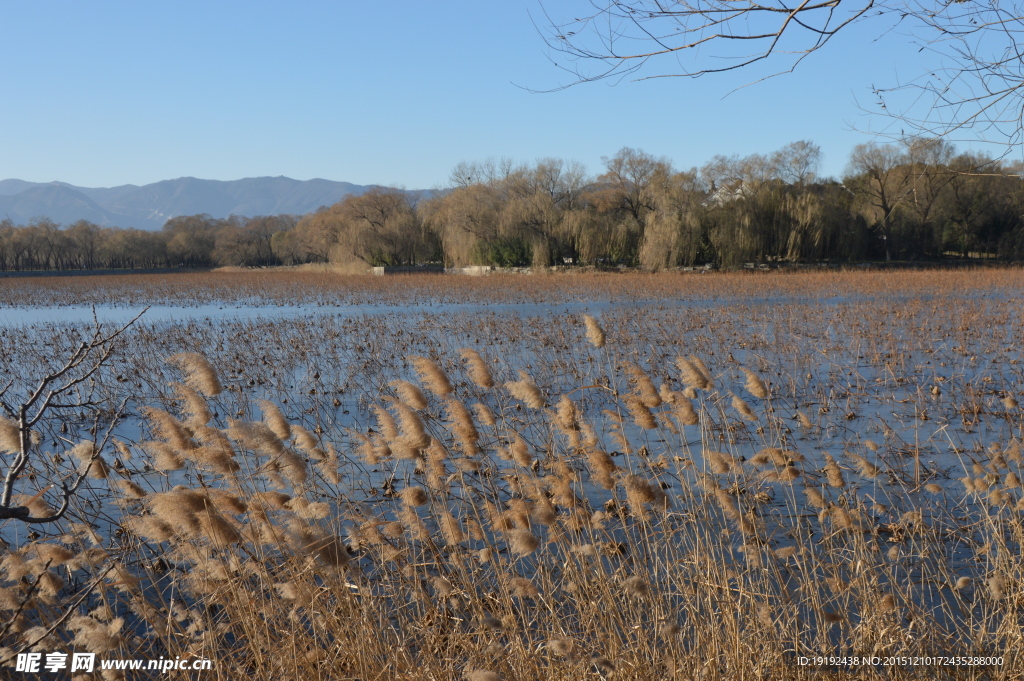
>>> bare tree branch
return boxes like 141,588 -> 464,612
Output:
0,309 -> 147,524
538,0 -> 1024,146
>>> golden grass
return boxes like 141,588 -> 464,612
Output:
2,264 -> 1023,308
0,268 -> 1023,679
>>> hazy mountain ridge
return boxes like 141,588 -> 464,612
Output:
0,176 -> 402,230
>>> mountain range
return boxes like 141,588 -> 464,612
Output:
0,176 -> 413,230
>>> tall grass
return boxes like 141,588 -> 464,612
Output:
2,265 -> 1023,308
0,269 -> 1022,679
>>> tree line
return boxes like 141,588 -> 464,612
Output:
3,139 -> 1024,273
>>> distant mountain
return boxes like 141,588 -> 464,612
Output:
0,185 -> 125,228
0,176 -> 420,230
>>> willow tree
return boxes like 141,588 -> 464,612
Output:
420,184 -> 504,267
291,189 -> 433,269
640,169 -> 706,271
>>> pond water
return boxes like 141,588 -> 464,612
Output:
0,282 -> 1021,598
0,278 -> 1021,680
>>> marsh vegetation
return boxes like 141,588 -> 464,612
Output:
0,268 -> 1022,679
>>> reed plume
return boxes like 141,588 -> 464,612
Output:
206,489 -> 246,515
508,529 -> 540,556
777,465 -> 801,482
290,425 -> 319,454
1006,440 -> 1023,463
11,493 -> 54,519
277,447 -> 308,486
424,437 -> 450,491
690,356 -> 714,385
660,622 -> 681,639
370,404 -> 400,442
774,546 -> 798,559
401,485 -> 429,507
510,435 -> 533,467
113,479 -> 147,499
171,382 -> 212,426
508,575 -> 539,599
149,486 -> 208,535
731,394 -> 758,421
677,357 -> 711,390
144,441 -> 184,471
714,488 -> 741,520
196,508 -> 242,545
459,348 -> 494,388
505,370 -> 546,408
804,486 -> 826,509
582,314 -> 606,348
315,445 -> 341,484
257,399 -> 292,440
796,410 -> 813,429
67,616 -> 123,653
740,368 -> 769,399
846,451 -> 881,479
624,362 -> 661,407
166,352 -> 222,396
623,474 -> 657,519
70,440 -> 108,479
409,355 -> 454,396
623,575 -> 649,598
439,511 -> 466,545
392,401 -> 431,453
823,454 -> 846,487
191,425 -> 240,473
390,380 -> 428,410
828,505 -> 859,531
586,449 -> 617,490
672,394 -> 700,426
142,407 -> 193,452
254,490 -> 291,510
624,395 -> 657,429
473,402 -> 497,426
530,496 -> 557,525
226,419 -> 282,456
705,450 -> 738,475
31,543 -> 75,567
549,473 -> 581,509
555,395 -> 580,432
399,505 -> 430,541
445,398 -> 479,456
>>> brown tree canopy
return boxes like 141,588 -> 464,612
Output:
3,141 -> 1024,272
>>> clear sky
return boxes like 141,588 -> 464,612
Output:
0,1 -> 986,188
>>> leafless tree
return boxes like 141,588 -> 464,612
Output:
539,1 -> 1024,146
598,147 -> 672,223
0,310 -> 145,523
846,142 -> 913,260
902,137 -> 956,238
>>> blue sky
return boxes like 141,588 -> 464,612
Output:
0,1 -> 980,188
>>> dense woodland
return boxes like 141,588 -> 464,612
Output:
3,139 -> 1024,272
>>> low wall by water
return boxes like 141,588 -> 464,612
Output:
371,265 -> 445,275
